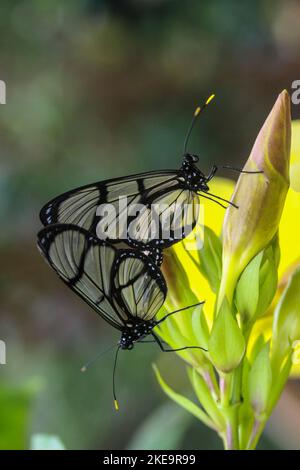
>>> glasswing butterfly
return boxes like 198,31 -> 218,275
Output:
37,224 -> 205,409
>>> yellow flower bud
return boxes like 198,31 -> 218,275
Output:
219,90 -> 291,308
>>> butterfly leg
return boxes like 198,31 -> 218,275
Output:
206,165 -> 218,181
152,333 -> 207,352
204,191 -> 239,209
197,193 -> 228,209
156,301 -> 205,326
137,339 -> 157,344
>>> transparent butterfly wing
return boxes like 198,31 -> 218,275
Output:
39,170 -> 199,248
37,224 -> 127,329
127,186 -> 199,246
113,252 -> 167,322
37,224 -> 167,329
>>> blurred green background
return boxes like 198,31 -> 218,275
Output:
1,0 -> 300,450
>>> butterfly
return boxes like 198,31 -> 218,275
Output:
37,223 -> 205,409
40,95 -> 253,261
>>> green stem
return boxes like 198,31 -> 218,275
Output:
236,321 -> 256,450
232,364 -> 243,405
220,372 -> 232,407
202,365 -> 220,402
247,418 -> 266,450
191,369 -> 224,431
221,405 -> 240,450
219,372 -> 240,450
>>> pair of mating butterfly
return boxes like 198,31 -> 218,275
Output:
37,95 -> 258,409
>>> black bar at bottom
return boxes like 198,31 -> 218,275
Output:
0,449 -> 289,465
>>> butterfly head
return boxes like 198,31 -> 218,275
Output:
183,153 -> 199,164
120,320 -> 156,350
181,154 -> 209,192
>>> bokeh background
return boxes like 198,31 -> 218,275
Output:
1,0 -> 300,450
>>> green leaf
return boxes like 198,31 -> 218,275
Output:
191,304 -> 210,349
30,434 -> 66,450
159,248 -> 199,341
157,308 -> 206,366
272,265 -> 300,365
235,251 -> 263,323
157,304 -> 207,358
127,403 -> 191,450
249,334 -> 266,365
248,343 -> 272,416
0,382 -> 38,450
238,399 -> 254,450
188,368 -> 224,430
152,365 -> 215,430
270,232 -> 281,269
269,352 -> 292,411
196,226 -> 222,293
208,299 -> 245,372
239,357 -> 256,449
235,241 -> 278,324
241,356 -> 251,403
161,249 -> 198,309
256,244 -> 278,317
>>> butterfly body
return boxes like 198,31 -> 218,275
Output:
180,154 -> 210,192
124,239 -> 164,266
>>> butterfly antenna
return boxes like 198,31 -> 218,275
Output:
183,94 -> 215,154
113,345 -> 121,411
80,343 -> 117,372
222,165 -> 263,174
